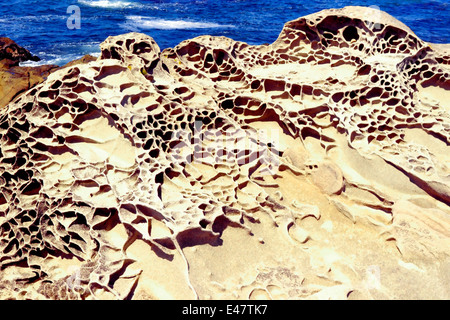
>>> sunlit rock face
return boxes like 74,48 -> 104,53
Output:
0,37 -> 59,109
0,6 -> 449,300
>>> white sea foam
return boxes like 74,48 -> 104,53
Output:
77,0 -> 140,9
19,54 -> 82,67
19,45 -> 101,67
14,15 -> 67,22
19,60 -> 45,67
125,15 -> 235,30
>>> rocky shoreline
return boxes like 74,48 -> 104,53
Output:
0,38 -> 97,108
0,37 -> 57,108
0,6 -> 449,300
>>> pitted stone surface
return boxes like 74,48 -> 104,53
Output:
0,7 -> 449,299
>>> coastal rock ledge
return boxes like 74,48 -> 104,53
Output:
0,6 -> 449,300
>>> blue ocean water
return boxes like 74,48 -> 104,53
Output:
0,0 -> 448,66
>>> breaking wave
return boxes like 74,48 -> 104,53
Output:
77,0 -> 142,9
125,15 -> 235,30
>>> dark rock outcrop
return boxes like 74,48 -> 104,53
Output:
0,38 -> 58,108
0,38 -> 97,108
0,37 -> 40,66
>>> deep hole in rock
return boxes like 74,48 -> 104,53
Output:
21,179 -> 41,196
343,26 -> 359,42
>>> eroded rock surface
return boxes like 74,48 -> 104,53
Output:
0,37 -> 40,65
0,38 -> 96,109
0,38 -> 59,108
0,6 -> 449,300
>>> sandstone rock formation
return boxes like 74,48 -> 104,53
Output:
0,38 -> 59,108
0,37 -> 40,64
0,38 -> 97,109
0,6 -> 449,300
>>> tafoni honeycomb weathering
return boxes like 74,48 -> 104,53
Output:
0,6 -> 449,299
